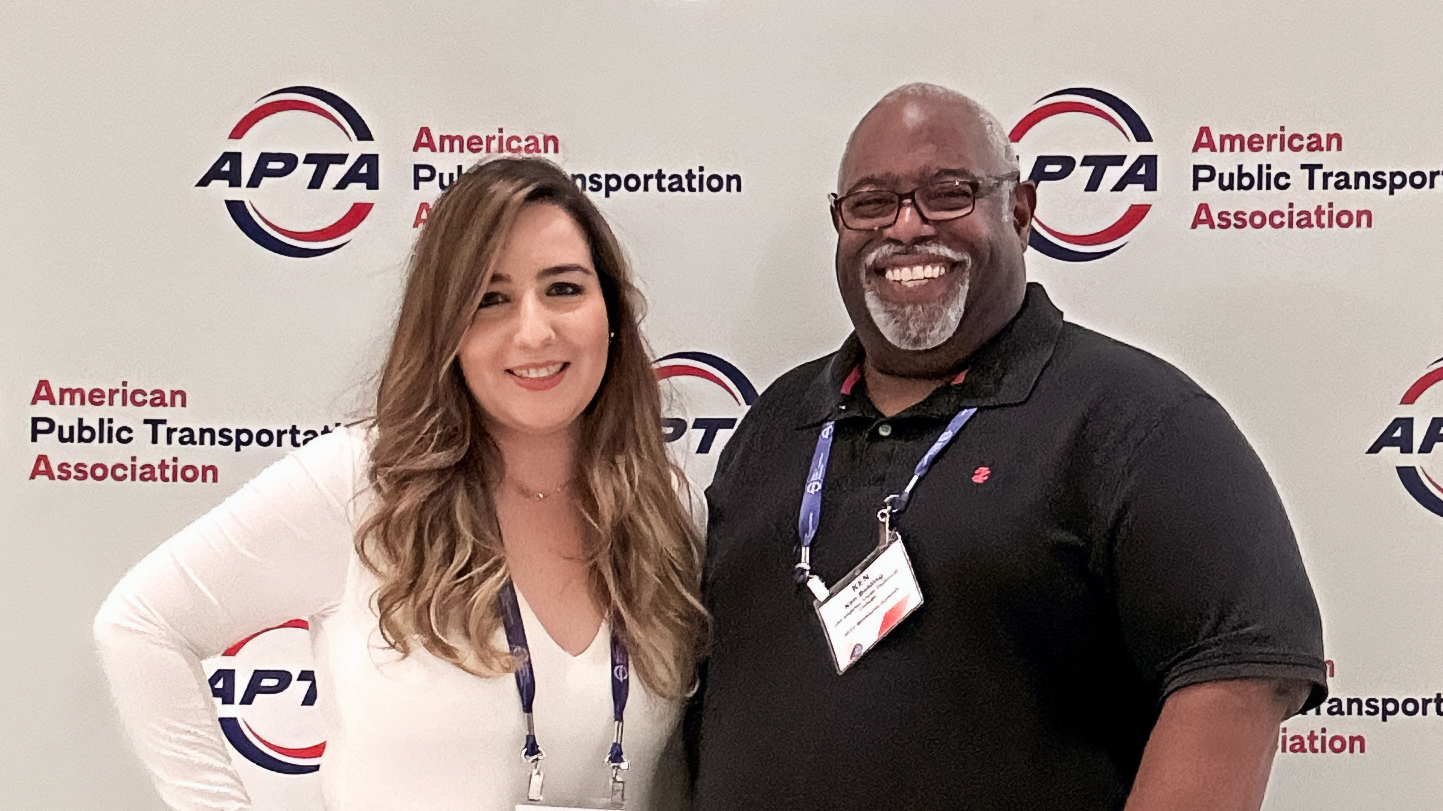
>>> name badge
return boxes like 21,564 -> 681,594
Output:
812,533 -> 924,674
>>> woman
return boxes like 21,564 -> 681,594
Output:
94,157 -> 707,810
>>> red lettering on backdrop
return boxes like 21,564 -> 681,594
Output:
31,380 -> 56,405
29,455 -> 54,480
1190,203 -> 1215,229
1192,126 -> 1216,152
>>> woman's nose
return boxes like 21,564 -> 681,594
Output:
513,292 -> 556,347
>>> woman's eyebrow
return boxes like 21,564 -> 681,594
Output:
537,263 -> 594,279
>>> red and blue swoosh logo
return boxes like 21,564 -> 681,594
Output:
216,619 -> 325,775
654,351 -> 758,406
1395,361 -> 1443,518
222,86 -> 374,259
1010,88 -> 1153,263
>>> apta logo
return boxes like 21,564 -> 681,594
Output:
196,86 -> 379,258
1366,360 -> 1443,518
1010,88 -> 1157,262
207,619 -> 325,775
654,352 -> 757,455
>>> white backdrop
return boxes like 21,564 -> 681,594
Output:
5,1 -> 1442,808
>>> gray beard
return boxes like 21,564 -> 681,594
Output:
863,269 -> 970,351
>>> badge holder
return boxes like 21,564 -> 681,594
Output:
806,498 -> 925,674
514,769 -> 627,810
514,724 -> 630,811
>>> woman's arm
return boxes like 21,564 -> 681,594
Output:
94,428 -> 365,810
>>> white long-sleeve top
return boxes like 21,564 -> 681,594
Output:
94,426 -> 686,811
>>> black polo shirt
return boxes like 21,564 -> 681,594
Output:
690,283 -> 1326,811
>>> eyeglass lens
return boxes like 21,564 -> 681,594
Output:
840,181 -> 976,228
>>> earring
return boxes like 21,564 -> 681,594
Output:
609,331 -> 616,341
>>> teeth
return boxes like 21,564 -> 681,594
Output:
883,264 -> 948,283
513,363 -> 563,378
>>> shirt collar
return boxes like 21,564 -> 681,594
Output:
796,282 -> 1064,427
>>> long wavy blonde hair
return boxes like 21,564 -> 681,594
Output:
357,157 -> 706,698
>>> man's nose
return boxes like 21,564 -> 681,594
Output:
883,199 -> 936,242
514,293 -> 555,347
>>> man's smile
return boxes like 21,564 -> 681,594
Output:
881,262 -> 949,285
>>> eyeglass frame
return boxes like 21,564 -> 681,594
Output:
829,171 -> 1022,231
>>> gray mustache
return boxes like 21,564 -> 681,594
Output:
863,242 -> 968,270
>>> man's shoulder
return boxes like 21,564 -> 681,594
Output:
728,351 -> 834,444
1047,320 -> 1213,411
749,353 -> 835,417
709,352 -> 834,488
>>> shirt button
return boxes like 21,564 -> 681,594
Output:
877,423 -> 893,437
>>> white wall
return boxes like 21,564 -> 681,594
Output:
5,1 -> 1441,807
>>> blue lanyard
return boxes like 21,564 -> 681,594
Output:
498,579 -> 630,802
794,404 -> 978,584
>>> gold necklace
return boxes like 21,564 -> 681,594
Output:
505,477 -> 571,501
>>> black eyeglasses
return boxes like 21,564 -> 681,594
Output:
830,172 -> 1020,230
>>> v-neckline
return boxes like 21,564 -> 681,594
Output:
513,584 -> 607,660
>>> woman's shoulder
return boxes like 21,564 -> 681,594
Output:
256,421 -> 377,516
293,420 -> 373,473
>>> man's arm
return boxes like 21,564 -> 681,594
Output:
1124,678 -> 1311,811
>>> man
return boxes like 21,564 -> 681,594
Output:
689,84 -> 1327,810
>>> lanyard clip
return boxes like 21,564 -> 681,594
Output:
523,717 -> 546,803
796,546 -> 830,601
607,721 -> 629,806
878,496 -> 900,548
798,540 -> 830,601
609,760 -> 628,805
793,545 -> 813,584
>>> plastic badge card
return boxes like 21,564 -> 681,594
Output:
813,539 -> 924,674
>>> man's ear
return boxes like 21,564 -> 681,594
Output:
830,200 -> 843,234
1012,180 -> 1037,250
